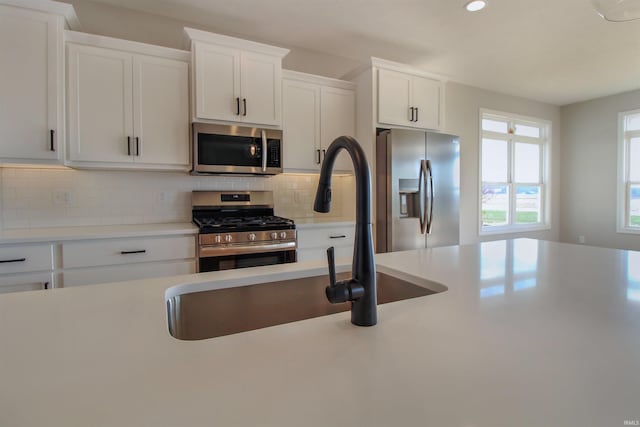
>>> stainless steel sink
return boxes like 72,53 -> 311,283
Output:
167,272 -> 439,340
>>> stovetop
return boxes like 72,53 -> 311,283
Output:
194,215 -> 295,234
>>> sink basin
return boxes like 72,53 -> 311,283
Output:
167,272 -> 440,340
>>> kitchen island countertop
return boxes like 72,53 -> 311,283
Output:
1,238 -> 639,426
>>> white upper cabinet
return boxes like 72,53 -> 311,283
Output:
0,2 -> 78,164
282,71 -> 355,172
376,60 -> 444,131
66,32 -> 190,170
185,28 -> 289,127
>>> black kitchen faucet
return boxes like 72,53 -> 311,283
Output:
314,136 -> 377,326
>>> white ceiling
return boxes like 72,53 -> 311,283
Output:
88,0 -> 640,106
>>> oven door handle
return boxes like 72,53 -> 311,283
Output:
261,130 -> 267,172
199,241 -> 296,258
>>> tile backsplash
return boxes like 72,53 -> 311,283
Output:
0,167 -> 355,229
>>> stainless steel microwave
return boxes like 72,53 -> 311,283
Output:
192,123 -> 283,175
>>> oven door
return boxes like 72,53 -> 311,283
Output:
198,244 -> 296,272
193,123 -> 282,175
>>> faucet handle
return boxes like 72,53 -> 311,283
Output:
326,246 -> 337,287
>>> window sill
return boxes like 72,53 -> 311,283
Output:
480,224 -> 551,236
616,227 -> 640,235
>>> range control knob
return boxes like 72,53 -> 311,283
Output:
214,235 -> 222,244
225,234 -> 233,243
248,233 -> 256,242
279,231 -> 287,239
270,232 -> 278,240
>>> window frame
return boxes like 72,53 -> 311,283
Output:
478,108 -> 552,236
617,109 -> 640,234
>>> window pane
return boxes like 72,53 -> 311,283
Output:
626,113 -> 640,131
515,123 -> 541,138
630,137 -> 640,182
515,186 -> 540,224
630,185 -> 640,227
482,138 -> 508,182
482,184 -> 509,226
482,118 -> 508,133
514,142 -> 540,183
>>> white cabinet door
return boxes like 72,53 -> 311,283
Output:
240,51 -> 281,126
67,43 -> 133,163
0,5 -> 62,162
296,224 -> 355,262
321,86 -> 355,172
194,43 -> 241,122
133,54 -> 189,167
282,79 -> 321,170
0,272 -> 53,294
411,75 -> 442,130
377,68 -> 412,128
378,68 -> 443,131
62,260 -> 195,287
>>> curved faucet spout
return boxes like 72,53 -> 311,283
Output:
314,136 -> 377,326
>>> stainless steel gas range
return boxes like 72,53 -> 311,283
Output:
192,191 -> 297,272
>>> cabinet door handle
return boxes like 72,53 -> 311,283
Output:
329,235 -> 347,239
136,137 -> 140,157
322,149 -> 326,161
50,129 -> 56,151
243,98 -> 247,116
127,136 -> 131,156
120,250 -> 146,255
415,107 -> 419,122
0,258 -> 26,264
410,107 -> 415,122
316,149 -> 321,164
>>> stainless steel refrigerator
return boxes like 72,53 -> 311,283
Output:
376,128 -> 460,252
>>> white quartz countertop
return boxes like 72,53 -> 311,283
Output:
1,239 -> 639,426
0,222 -> 198,243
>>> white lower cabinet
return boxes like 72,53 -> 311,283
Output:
0,272 -> 53,294
296,223 -> 355,262
0,243 -> 54,293
62,261 -> 194,287
60,235 -> 196,287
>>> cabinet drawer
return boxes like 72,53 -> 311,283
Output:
61,236 -> 195,268
297,225 -> 354,249
0,272 -> 53,294
0,244 -> 53,274
297,246 -> 352,263
62,260 -> 196,287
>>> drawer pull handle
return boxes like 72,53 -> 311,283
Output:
329,235 -> 347,239
0,258 -> 27,264
120,250 -> 146,255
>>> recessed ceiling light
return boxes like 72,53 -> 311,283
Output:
465,0 -> 487,12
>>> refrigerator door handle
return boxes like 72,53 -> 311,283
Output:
426,159 -> 434,234
419,159 -> 428,234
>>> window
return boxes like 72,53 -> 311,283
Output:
618,109 -> 640,233
479,109 -> 551,234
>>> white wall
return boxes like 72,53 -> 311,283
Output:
560,89 -> 640,251
444,82 -> 562,245
64,0 -> 360,79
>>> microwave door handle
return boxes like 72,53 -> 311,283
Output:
261,130 -> 267,172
